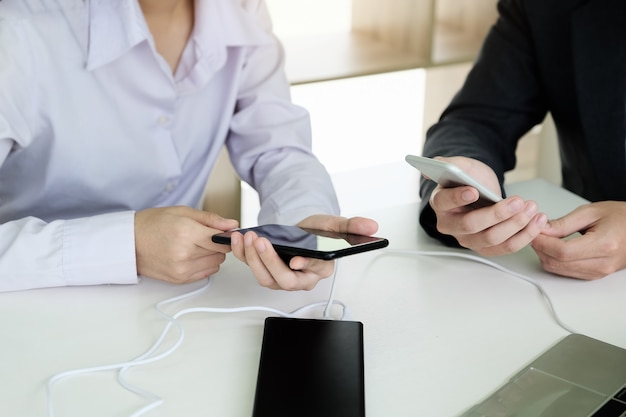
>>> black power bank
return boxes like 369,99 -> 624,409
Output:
252,317 -> 365,417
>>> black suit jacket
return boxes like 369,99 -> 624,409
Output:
420,0 -> 626,245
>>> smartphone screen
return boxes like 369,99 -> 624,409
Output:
211,224 -> 388,260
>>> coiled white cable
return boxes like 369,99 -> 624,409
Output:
47,259 -> 344,417
48,248 -> 573,417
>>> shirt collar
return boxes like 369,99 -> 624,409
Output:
86,0 -> 274,72
86,0 -> 148,71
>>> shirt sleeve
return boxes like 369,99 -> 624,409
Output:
226,1 -> 340,226
0,18 -> 138,292
419,0 -> 548,245
0,211 -> 138,292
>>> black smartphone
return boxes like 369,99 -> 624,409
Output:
211,224 -> 389,260
252,317 -> 365,417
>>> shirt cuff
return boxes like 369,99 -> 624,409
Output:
63,211 -> 138,286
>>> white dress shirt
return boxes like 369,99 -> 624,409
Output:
0,0 -> 339,291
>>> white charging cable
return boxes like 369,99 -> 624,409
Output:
371,248 -> 578,334
46,259 -> 345,417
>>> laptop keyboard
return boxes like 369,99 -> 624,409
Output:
591,386 -> 626,417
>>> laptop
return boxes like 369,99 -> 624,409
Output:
460,334 -> 626,417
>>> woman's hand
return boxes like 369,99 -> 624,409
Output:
229,215 -> 379,291
134,206 -> 238,283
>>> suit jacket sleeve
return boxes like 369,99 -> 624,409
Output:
419,0 -> 549,245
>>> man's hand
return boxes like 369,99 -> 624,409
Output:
229,215 -> 379,291
134,206 -> 239,283
429,156 -> 548,256
531,201 -> 626,279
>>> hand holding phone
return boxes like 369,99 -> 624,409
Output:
405,154 -> 502,205
406,155 -> 549,258
212,224 -> 389,262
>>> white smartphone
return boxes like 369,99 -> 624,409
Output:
405,154 -> 502,204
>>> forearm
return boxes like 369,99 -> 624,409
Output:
226,9 -> 339,225
255,155 -> 339,225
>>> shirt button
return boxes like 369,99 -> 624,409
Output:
157,115 -> 170,126
164,182 -> 176,192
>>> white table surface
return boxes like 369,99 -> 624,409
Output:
2,179 -> 625,417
